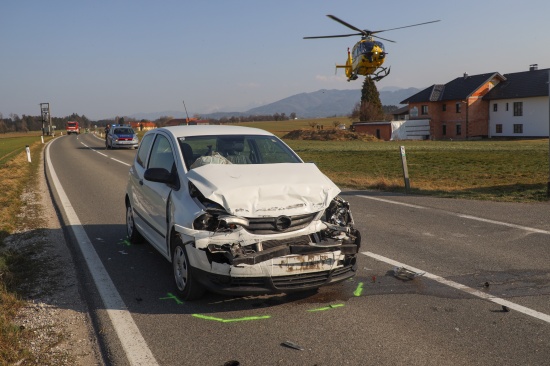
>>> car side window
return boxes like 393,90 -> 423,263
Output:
148,135 -> 175,172
136,134 -> 155,168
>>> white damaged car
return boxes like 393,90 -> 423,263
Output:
125,125 -> 361,300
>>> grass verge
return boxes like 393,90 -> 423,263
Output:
0,137 -> 51,364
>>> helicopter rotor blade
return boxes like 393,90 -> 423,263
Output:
326,14 -> 370,36
303,33 -> 362,39
371,20 -> 441,34
372,35 -> 396,43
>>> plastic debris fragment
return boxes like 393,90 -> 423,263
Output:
282,341 -> 304,351
392,266 -> 424,281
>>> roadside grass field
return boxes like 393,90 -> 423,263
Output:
0,133 -> 50,363
0,133 -> 48,167
235,121 -> 550,202
233,117 -> 351,137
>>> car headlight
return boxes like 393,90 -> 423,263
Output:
193,212 -> 249,232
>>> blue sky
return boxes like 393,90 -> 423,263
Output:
2,0 -> 549,120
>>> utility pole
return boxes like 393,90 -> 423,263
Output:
40,103 -> 50,136
182,100 -> 190,125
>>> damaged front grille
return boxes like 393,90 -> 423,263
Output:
208,265 -> 356,291
261,235 -> 310,250
245,212 -> 317,234
272,264 -> 355,290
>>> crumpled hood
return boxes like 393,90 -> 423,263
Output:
186,163 -> 340,217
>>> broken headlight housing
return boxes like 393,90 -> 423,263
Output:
323,196 -> 354,227
193,212 -> 249,232
190,181 -> 249,232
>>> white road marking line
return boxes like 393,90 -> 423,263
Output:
79,140 -> 131,166
357,195 -> 549,235
47,140 -> 159,365
356,195 -> 426,209
111,158 -> 131,166
457,214 -> 550,235
362,251 -> 550,324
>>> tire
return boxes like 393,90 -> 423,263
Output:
172,238 -> 205,300
126,201 -> 144,244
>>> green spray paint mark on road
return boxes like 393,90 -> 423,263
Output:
307,303 -> 345,312
192,314 -> 271,323
118,238 -> 131,247
159,293 -> 183,304
354,282 -> 364,297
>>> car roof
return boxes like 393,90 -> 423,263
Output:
154,125 -> 275,138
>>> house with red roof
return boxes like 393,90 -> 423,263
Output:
400,65 -> 549,139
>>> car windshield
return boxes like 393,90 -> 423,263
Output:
114,128 -> 134,135
178,134 -> 302,170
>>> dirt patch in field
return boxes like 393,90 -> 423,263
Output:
282,129 -> 377,141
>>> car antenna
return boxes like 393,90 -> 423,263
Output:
182,99 -> 190,125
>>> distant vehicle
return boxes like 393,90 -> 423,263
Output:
304,15 -> 439,82
106,125 -> 139,149
125,125 -> 361,300
66,121 -> 80,135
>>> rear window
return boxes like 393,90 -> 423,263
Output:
114,128 -> 134,135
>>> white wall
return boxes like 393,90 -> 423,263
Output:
489,96 -> 549,137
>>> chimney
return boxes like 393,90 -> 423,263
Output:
529,64 -> 538,71
463,72 -> 469,79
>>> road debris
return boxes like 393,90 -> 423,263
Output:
392,266 -> 424,281
282,341 -> 304,351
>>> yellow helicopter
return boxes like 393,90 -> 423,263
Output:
304,15 -> 440,82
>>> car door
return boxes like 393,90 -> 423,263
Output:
128,133 -> 155,241
139,133 -> 177,256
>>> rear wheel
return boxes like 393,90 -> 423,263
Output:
126,201 -> 143,244
172,238 -> 205,300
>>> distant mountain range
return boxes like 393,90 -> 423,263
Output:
129,87 -> 420,120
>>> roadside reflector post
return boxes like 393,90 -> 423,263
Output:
25,145 -> 31,163
41,136 -> 44,144
400,146 -> 410,194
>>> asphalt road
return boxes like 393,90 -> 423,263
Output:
46,133 -> 550,366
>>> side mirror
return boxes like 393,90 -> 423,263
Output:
144,168 -> 180,189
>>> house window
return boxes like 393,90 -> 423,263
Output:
442,124 -> 447,136
506,103 -> 509,111
493,103 -> 498,112
456,103 -> 461,113
421,105 -> 428,115
513,124 -> 523,133
496,124 -> 502,133
456,124 -> 462,136
442,104 -> 447,112
513,102 -> 523,116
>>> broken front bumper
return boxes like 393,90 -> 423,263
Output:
191,256 -> 357,296
180,225 -> 360,295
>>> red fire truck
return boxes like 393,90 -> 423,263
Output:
66,121 -> 80,135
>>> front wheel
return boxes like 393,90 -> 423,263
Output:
126,202 -> 143,244
172,239 -> 205,301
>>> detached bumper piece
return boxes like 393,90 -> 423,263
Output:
197,263 -> 357,296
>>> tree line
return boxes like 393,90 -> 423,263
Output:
0,112 -> 92,133
1,80 -> 397,133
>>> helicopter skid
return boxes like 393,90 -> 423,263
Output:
370,66 -> 391,82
